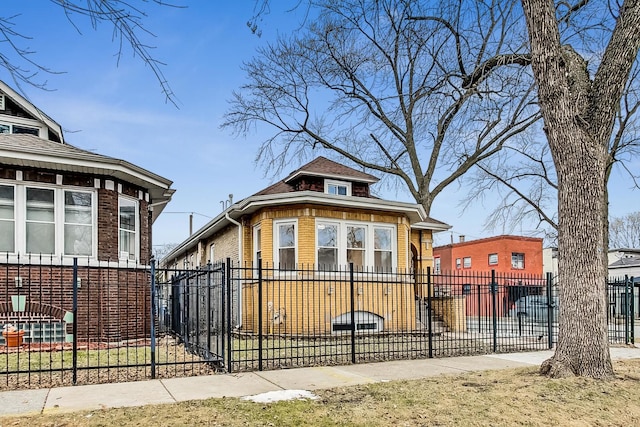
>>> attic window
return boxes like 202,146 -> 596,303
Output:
325,179 -> 351,196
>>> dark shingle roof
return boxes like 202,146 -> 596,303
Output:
283,157 -> 378,184
254,156 -> 378,196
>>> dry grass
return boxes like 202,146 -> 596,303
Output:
2,359 -> 640,426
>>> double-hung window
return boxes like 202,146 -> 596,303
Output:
434,257 -> 441,274
316,220 -> 396,270
347,225 -> 366,269
64,191 -> 93,256
511,252 -> 525,269
317,222 -> 338,269
0,185 -> 15,252
275,220 -> 296,270
26,187 -> 55,254
119,197 -> 138,261
254,225 -> 262,265
373,227 -> 393,270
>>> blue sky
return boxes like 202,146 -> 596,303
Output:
1,2 -> 637,249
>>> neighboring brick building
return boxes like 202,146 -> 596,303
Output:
433,235 -> 544,275
433,235 -> 544,317
0,80 -> 174,343
162,156 -> 451,335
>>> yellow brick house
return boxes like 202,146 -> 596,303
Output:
162,157 -> 449,335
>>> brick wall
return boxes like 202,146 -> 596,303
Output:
0,264 -> 151,342
0,165 -> 152,265
434,235 -> 544,275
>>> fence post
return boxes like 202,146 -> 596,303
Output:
206,263 -> 212,363
72,257 -> 78,385
427,266 -> 433,359
631,276 -> 635,345
546,272 -> 554,349
258,258 -> 263,371
150,258 -> 157,379
225,258 -> 233,374
350,262 -> 356,364
625,275 -> 630,345
491,270 -> 497,353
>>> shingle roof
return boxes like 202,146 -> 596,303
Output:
284,156 -> 378,183
254,156 -> 379,196
0,134 -> 174,222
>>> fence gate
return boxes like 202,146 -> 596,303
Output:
157,262 -> 227,368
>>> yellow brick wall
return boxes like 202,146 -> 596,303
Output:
431,296 -> 467,332
241,275 -> 417,335
243,204 -> 413,269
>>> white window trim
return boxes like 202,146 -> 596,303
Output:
488,253 -> 498,266
463,257 -> 471,268
273,219 -> 297,269
118,196 -> 139,262
0,181 -> 97,258
315,218 -> 396,270
253,224 -> 262,266
512,252 -> 525,269
434,257 -> 441,274
0,116 -> 45,138
209,243 -> 216,264
324,179 -> 352,196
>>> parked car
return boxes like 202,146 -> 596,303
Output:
510,295 -> 558,323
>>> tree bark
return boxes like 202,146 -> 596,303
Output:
522,0 -> 640,378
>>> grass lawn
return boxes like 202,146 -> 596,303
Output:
2,358 -> 640,426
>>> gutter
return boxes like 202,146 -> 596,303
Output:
225,212 -> 243,327
225,212 -> 243,265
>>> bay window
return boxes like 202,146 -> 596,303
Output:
316,219 -> 396,270
0,182 -> 95,257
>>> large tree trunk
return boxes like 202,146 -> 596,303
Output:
519,0 -> 639,379
540,125 -> 613,378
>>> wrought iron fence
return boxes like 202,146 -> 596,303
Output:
0,255 -> 636,390
0,255 -> 214,391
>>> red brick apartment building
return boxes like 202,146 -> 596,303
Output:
433,235 -> 544,317
433,235 -> 543,275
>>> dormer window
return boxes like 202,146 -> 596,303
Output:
325,179 -> 351,196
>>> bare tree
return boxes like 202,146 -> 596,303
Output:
464,61 -> 640,244
226,0 -> 540,215
610,212 -> 640,248
0,1 -> 181,104
520,0 -> 640,378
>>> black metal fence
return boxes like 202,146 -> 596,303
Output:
0,255 -> 214,391
0,255 -> 636,390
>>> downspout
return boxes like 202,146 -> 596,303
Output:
225,212 -> 242,327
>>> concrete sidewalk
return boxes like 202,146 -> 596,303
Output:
1,346 -> 639,417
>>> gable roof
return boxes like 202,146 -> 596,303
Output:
0,80 -> 63,142
0,134 -> 174,222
